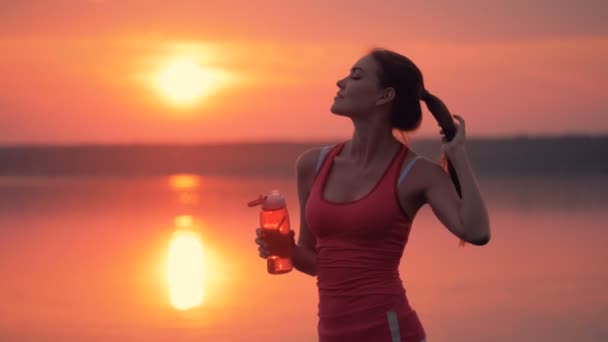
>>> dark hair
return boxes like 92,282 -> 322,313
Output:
370,48 -> 466,247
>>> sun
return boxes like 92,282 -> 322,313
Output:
154,56 -> 218,107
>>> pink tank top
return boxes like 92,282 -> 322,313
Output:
305,141 -> 427,342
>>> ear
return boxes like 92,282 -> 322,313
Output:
376,87 -> 396,106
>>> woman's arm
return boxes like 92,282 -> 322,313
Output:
424,115 -> 491,245
291,148 -> 321,276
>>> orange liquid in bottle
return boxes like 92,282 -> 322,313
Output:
261,207 -> 292,274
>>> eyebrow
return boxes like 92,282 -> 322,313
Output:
350,67 -> 364,73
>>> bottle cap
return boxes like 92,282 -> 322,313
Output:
264,190 -> 286,210
247,190 -> 285,210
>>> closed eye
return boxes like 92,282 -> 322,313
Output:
349,67 -> 363,80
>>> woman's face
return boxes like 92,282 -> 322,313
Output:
330,54 -> 388,117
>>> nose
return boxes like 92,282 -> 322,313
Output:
336,77 -> 346,89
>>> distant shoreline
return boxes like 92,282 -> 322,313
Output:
1,135 -> 606,178
1,134 -> 607,148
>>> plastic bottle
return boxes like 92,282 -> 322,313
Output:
247,190 -> 293,274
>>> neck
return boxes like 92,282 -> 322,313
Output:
343,114 -> 404,167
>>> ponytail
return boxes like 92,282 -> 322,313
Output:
421,90 -> 466,248
370,48 -> 467,247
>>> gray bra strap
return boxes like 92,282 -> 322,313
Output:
398,156 -> 421,185
315,145 -> 332,175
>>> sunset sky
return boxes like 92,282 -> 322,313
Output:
1,0 -> 607,144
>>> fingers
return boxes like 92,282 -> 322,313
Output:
258,245 -> 270,258
255,236 -> 267,249
255,228 -> 296,259
453,114 -> 465,129
439,114 -> 465,137
255,237 -> 266,246
255,228 -> 266,247
256,238 -> 269,259
255,228 -> 269,259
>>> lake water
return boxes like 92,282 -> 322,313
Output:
0,175 -> 607,341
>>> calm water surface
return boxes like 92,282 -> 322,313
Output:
0,175 -> 606,341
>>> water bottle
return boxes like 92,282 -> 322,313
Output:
247,190 -> 293,274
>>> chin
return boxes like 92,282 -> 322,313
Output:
330,103 -> 348,116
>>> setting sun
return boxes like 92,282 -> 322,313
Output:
154,57 -> 218,107
168,229 -> 205,310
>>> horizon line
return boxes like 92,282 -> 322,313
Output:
0,133 -> 607,148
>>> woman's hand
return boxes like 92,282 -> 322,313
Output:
440,114 -> 467,157
255,228 -> 270,259
255,228 -> 295,259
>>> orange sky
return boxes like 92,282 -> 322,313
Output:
1,0 -> 607,144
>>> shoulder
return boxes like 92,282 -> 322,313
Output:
296,144 -> 335,174
399,149 -> 442,174
412,156 -> 450,182
296,147 -> 322,172
415,156 -> 447,177
295,146 -> 331,194
411,156 -> 458,203
398,151 -> 448,189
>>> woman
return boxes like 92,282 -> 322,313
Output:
255,48 -> 491,341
